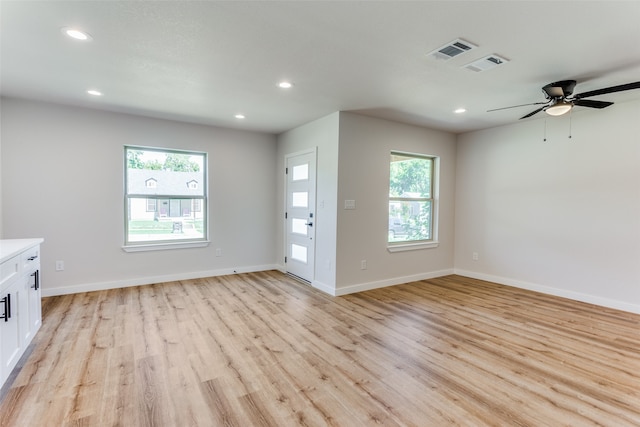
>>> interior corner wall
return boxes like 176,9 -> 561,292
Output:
454,99 -> 640,313
1,97 -> 278,295
276,112 -> 340,293
335,112 -> 457,294
0,99 -> 3,239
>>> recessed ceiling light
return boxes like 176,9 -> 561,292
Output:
87,90 -> 102,96
454,108 -> 467,114
235,114 -> 246,119
278,81 -> 293,89
62,27 -> 92,41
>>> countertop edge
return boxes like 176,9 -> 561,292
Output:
0,238 -> 45,264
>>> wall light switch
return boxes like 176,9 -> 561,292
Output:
344,200 -> 356,210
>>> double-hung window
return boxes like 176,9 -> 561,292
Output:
388,151 -> 438,249
124,146 -> 207,250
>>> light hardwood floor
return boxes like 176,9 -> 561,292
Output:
1,272 -> 638,426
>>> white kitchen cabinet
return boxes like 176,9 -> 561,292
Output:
20,246 -> 41,345
0,239 -> 43,388
1,278 -> 21,383
27,270 -> 42,335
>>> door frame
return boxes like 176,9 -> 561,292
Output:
283,147 -> 317,283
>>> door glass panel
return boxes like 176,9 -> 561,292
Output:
291,244 -> 307,263
291,218 -> 308,235
292,191 -> 308,207
292,163 -> 309,181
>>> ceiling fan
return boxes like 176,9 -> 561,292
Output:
488,80 -> 640,119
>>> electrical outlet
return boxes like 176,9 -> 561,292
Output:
472,252 -> 479,261
55,260 -> 65,271
361,259 -> 367,270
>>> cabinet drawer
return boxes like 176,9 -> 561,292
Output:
1,255 -> 21,291
21,246 -> 40,270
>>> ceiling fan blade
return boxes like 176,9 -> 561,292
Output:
574,81 -> 640,99
487,101 -> 547,112
519,106 -> 546,119
573,99 -> 614,109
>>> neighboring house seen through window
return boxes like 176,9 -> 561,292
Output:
388,151 -> 437,247
146,198 -> 157,212
124,146 -> 207,248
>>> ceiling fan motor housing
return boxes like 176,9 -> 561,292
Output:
542,80 -> 577,99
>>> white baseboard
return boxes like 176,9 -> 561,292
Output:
45,265 -> 638,315
41,264 -> 280,297
311,279 -> 337,296
332,269 -> 455,296
454,269 -> 640,315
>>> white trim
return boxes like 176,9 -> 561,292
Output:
41,264 -> 278,297
311,279 -> 337,296
387,241 -> 439,252
332,269 -> 454,296
122,240 -> 210,252
454,269 -> 640,315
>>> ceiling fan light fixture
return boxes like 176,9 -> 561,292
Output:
545,100 -> 573,116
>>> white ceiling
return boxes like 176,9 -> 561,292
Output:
2,1 -> 639,135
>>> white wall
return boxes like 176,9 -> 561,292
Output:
455,99 -> 640,313
3,95 -> 637,313
1,97 -> 278,295
276,113 -> 340,293
0,99 -> 2,239
0,99 -> 3,238
335,112 -> 457,293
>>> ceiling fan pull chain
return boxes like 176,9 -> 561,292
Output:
543,118 -> 547,142
568,109 -> 573,140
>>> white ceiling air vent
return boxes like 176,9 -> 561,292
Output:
427,38 -> 478,61
463,54 -> 510,72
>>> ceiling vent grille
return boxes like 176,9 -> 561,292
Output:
463,54 -> 510,72
427,38 -> 477,60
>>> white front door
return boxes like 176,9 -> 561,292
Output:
285,149 -> 316,282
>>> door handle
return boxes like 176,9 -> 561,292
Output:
31,271 -> 40,290
1,294 -> 10,322
306,222 -> 313,227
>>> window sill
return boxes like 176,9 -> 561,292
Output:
122,240 -> 210,253
387,241 -> 439,253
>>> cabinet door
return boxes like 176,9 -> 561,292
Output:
28,270 -> 42,335
1,281 -> 22,385
18,274 -> 32,346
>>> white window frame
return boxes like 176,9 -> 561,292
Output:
387,151 -> 439,252
123,145 -> 209,252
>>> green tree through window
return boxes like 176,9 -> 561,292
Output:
388,152 -> 434,243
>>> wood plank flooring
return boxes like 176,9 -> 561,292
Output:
1,272 -> 639,426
